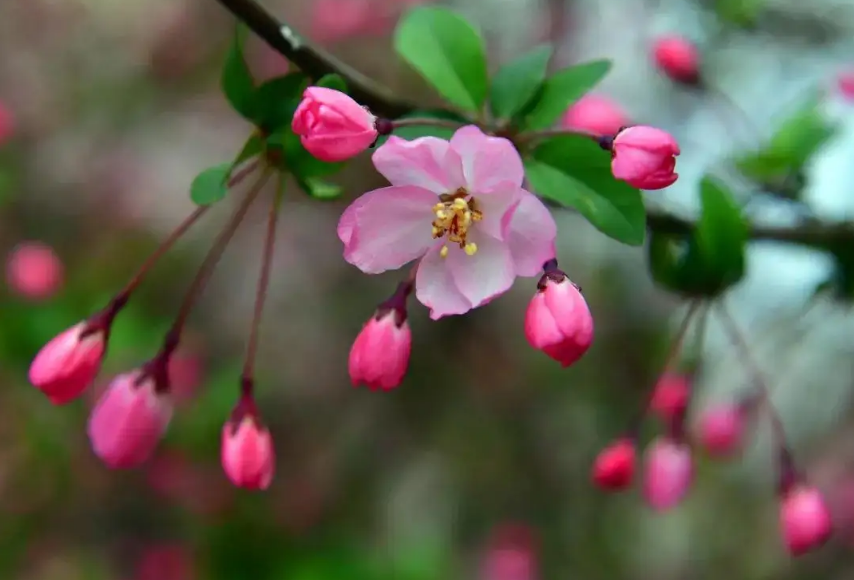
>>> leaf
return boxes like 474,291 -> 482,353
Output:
489,45 -> 553,120
394,6 -> 488,112
316,73 -> 348,93
221,27 -> 257,119
695,176 -> 748,288
234,134 -> 264,165
519,60 -> 612,130
267,128 -> 345,178
190,163 -> 232,206
526,135 -> 646,245
375,109 -> 466,147
252,72 -> 309,131
298,177 -> 343,200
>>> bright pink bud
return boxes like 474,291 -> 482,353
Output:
649,372 -> 690,424
697,402 -> 747,457
0,101 -> 13,145
349,308 -> 411,390
837,70 -> 854,102
221,408 -> 275,491
292,87 -> 377,162
480,524 -> 537,580
29,321 -> 105,404
524,273 -> 593,368
562,95 -> 629,137
6,241 -> 63,300
643,437 -> 693,511
87,370 -> 172,468
611,125 -> 680,190
592,438 -> 635,491
652,35 -> 701,85
780,486 -> 832,556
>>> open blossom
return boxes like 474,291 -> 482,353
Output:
292,87 -> 377,162
562,95 -> 628,137
349,308 -> 411,390
610,126 -> 680,190
29,321 -> 106,404
339,125 -> 557,319
524,270 -> 593,367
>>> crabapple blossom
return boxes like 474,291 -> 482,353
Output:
643,437 -> 693,511
339,125 -> 557,319
221,407 -> 275,490
649,372 -> 690,424
652,35 -> 701,85
292,87 -> 378,162
6,241 -> 63,300
562,94 -> 628,137
29,321 -> 106,404
349,307 -> 412,390
780,485 -> 832,556
592,438 -> 636,491
609,126 -> 680,190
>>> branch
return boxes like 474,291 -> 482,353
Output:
214,0 -> 416,118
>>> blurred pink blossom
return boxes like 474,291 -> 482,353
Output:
135,544 -> 196,580
480,524 -> 538,580
6,241 -> 64,300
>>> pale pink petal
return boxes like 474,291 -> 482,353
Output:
339,186 -> 436,274
415,244 -> 471,319
447,231 -> 515,309
372,136 -> 465,193
506,190 -> 557,276
450,125 -> 524,192
472,182 -> 522,241
611,148 -> 664,181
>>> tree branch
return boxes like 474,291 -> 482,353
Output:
214,0 -> 415,118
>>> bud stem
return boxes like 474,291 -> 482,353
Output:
241,176 -> 282,386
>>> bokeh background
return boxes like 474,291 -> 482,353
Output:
1,0 -> 854,578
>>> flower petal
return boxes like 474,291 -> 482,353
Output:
450,125 -> 524,192
447,231 -> 515,310
506,190 -> 557,276
415,244 -> 471,319
372,136 -> 465,194
611,147 -> 663,181
473,181 -> 522,241
339,186 -> 436,274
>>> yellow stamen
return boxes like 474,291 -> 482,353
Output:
440,245 -> 449,259
464,243 -> 478,256
430,192 -> 483,256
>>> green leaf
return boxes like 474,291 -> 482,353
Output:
489,45 -> 553,120
298,177 -> 343,200
234,133 -> 264,165
221,27 -> 257,119
316,73 -> 348,93
267,128 -> 345,178
394,6 -> 488,112
519,60 -> 612,130
375,109 -> 465,147
695,176 -> 748,287
252,72 -> 309,131
714,0 -> 765,27
526,135 -> 646,245
190,163 -> 231,206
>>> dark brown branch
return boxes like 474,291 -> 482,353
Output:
214,0 -> 415,118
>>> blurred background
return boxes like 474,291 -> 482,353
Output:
1,0 -> 854,578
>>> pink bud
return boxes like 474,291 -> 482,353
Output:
697,402 -> 748,457
562,95 -> 629,137
643,437 -> 693,511
6,241 -> 63,301
524,275 -> 593,368
652,35 -> 701,85
592,438 -> 635,491
0,101 -> 13,145
87,371 -> 172,468
480,524 -> 537,580
292,87 -> 377,162
221,413 -> 275,491
29,322 -> 105,404
610,125 -> 680,190
135,544 -> 196,580
837,70 -> 854,102
349,308 -> 411,390
649,372 -> 690,424
780,486 -> 832,556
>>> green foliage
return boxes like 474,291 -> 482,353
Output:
525,135 -> 646,246
190,163 -> 232,206
394,6 -> 489,112
297,177 -> 343,200
714,0 -> 766,28
489,45 -> 553,120
221,27 -> 257,120
518,60 -> 612,130
316,73 -> 348,93
252,73 -> 310,131
648,176 -> 748,296
267,128 -> 345,178
735,96 -> 837,182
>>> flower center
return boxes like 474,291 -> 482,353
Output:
431,189 -> 483,258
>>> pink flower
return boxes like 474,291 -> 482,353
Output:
780,486 -> 832,556
652,35 -> 701,85
649,372 -> 690,424
562,95 -> 628,137
87,370 -> 172,468
339,125 -> 557,319
0,101 -> 13,145
480,524 -> 537,580
6,241 -> 64,301
221,412 -> 275,491
837,70 -> 854,102
349,308 -> 411,390
592,438 -> 636,491
292,87 -> 377,162
29,322 -> 106,404
697,401 -> 749,457
610,126 -> 680,190
524,270 -> 593,367
643,437 -> 693,511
